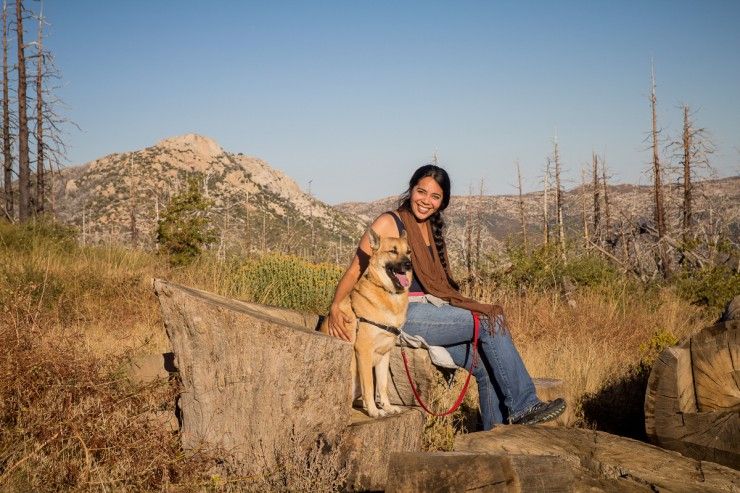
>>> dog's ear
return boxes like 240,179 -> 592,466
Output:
367,227 -> 381,251
399,230 -> 407,240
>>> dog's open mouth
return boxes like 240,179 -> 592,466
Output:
386,264 -> 411,291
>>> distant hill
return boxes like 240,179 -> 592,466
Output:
335,176 -> 740,258
52,134 -> 364,261
51,134 -> 738,266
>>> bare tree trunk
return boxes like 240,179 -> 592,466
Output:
681,104 -> 692,243
592,152 -> 600,242
516,160 -> 527,250
475,178 -> 483,270
2,1 -> 11,220
602,158 -> 612,243
581,167 -> 589,248
15,0 -> 30,221
543,158 -> 550,246
128,155 -> 138,245
554,138 -> 566,255
465,184 -> 473,280
650,63 -> 669,276
34,4 -> 43,214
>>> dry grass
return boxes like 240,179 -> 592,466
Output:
0,221 -> 723,487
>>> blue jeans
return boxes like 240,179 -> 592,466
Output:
401,302 -> 540,430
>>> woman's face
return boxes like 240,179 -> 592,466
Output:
410,176 -> 444,221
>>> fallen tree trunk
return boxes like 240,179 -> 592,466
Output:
455,426 -> 740,492
644,316 -> 739,469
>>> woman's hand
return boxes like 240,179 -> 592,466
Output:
327,303 -> 354,342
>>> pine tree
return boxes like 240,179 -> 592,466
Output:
156,176 -> 216,265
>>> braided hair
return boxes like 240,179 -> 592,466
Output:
398,164 -> 460,290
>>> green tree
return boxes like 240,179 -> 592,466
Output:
156,176 -> 215,265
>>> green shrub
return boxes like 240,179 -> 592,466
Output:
156,176 -> 216,266
674,266 -> 740,312
491,244 -> 617,291
234,254 -> 342,313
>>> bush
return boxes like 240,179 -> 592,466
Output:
156,177 -> 216,266
491,244 -> 618,292
233,254 -> 343,313
674,266 -> 740,312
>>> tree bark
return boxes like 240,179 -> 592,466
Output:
34,4 -> 43,213
650,63 -> 669,276
543,158 -> 550,245
681,104 -> 693,243
516,161 -> 527,250
553,138 -> 566,255
15,0 -> 30,221
2,1 -> 11,219
592,152 -> 600,242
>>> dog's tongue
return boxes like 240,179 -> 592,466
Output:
395,272 -> 410,288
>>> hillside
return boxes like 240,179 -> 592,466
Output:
336,176 -> 740,259
52,134 -> 364,261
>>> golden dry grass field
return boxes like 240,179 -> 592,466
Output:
0,221 -> 727,491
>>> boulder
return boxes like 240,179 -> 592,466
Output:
153,279 -> 353,473
455,426 -> 740,492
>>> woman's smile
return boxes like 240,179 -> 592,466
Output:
410,176 -> 444,221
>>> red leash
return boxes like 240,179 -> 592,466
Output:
400,312 -> 480,416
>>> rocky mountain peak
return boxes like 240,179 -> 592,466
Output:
155,133 -> 224,159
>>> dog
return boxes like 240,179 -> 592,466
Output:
320,228 -> 413,418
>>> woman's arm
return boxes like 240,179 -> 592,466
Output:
326,213 -> 399,341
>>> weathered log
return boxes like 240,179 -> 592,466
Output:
341,408 -> 425,491
386,452 -> 520,492
644,319 -> 739,469
455,426 -> 740,492
153,279 -> 353,473
386,452 -> 652,492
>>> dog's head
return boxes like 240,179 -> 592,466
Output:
366,228 -> 413,294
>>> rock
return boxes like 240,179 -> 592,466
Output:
644,319 -> 739,469
122,352 -> 176,384
455,426 -> 740,492
341,408 -> 425,491
719,295 -> 740,322
153,279 -> 353,473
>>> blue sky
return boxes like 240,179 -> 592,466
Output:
42,1 -> 740,204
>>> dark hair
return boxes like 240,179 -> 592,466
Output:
398,164 -> 459,289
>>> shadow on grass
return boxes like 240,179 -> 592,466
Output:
580,363 -> 652,441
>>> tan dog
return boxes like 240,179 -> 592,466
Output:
321,228 -> 413,417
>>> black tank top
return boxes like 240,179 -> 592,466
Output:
388,211 -> 428,294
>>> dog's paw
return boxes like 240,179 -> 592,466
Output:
381,404 -> 402,415
367,407 -> 386,418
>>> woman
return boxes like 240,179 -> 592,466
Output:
327,164 -> 565,429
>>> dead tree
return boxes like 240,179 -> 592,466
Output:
128,154 -> 138,245
553,138 -> 566,255
15,0 -> 30,221
650,63 -> 669,276
516,160 -> 527,250
543,158 -> 550,246
592,152 -> 600,242
672,104 -> 714,244
581,166 -> 589,248
475,179 -> 483,270
464,183 -> 473,280
602,157 -> 612,243
2,0 -> 11,220
33,2 -> 43,213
